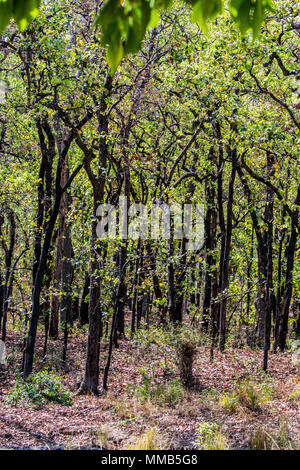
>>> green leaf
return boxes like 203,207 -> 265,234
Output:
0,0 -> 41,32
149,8 -> 160,28
153,0 -> 173,8
0,2 -> 12,32
96,0 -> 153,74
230,0 -> 273,38
94,0 -> 274,73
107,28 -> 124,75
187,0 -> 223,32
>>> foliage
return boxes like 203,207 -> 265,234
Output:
0,0 -> 273,73
6,370 -> 73,407
133,324 -> 174,348
151,379 -> 185,406
220,376 -> 274,412
234,378 -> 260,410
219,391 -> 239,413
249,420 -> 300,450
0,0 -> 299,426
0,0 -> 41,31
96,0 -> 273,72
196,422 -> 229,450
135,372 -> 185,406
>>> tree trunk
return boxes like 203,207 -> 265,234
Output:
219,150 -> 236,352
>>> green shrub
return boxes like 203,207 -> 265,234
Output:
220,377 -> 274,414
284,390 -> 299,403
135,371 -> 152,400
135,373 -> 184,407
6,370 -> 73,407
219,391 -> 238,413
133,325 -> 173,348
236,378 -> 260,411
151,379 -> 185,407
196,422 -> 229,450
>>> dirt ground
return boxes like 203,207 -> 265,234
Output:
0,327 -> 299,450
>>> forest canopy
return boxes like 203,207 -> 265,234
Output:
0,0 -> 299,452
0,0 -> 275,72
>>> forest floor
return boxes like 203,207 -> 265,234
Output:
0,323 -> 299,450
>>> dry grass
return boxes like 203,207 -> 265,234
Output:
126,428 -> 170,450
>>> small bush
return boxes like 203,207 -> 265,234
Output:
249,428 -> 274,450
220,377 -> 273,414
196,422 -> 229,450
284,390 -> 299,403
135,372 -> 152,401
202,388 -> 219,398
6,370 -> 73,407
133,326 -> 173,349
236,378 -> 260,411
151,379 -> 185,407
135,373 -> 184,407
219,391 -> 238,413
249,420 -> 299,450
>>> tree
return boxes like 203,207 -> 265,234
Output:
0,0 -> 273,73
0,0 -> 298,394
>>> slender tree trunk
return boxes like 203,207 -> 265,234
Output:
0,210 -> 16,343
276,220 -> 298,351
23,131 -> 81,377
78,74 -> 112,394
79,272 -> 90,326
23,196 -> 62,377
219,150 -> 236,352
263,153 -> 275,371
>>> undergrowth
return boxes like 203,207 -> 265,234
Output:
6,370 -> 73,407
220,376 -> 274,413
135,372 -> 185,407
249,420 -> 300,450
196,422 -> 229,450
126,428 -> 170,450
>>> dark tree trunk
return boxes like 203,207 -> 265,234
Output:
146,241 -> 167,322
263,154 -> 275,371
202,174 -> 215,330
276,221 -> 298,351
23,196 -> 63,377
78,74 -> 112,394
131,239 -> 142,335
61,188 -> 74,364
219,149 -> 236,352
79,272 -> 90,326
23,130 -> 81,377
168,231 -> 176,324
0,210 -> 16,343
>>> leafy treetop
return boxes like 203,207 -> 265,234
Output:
0,0 -> 273,73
